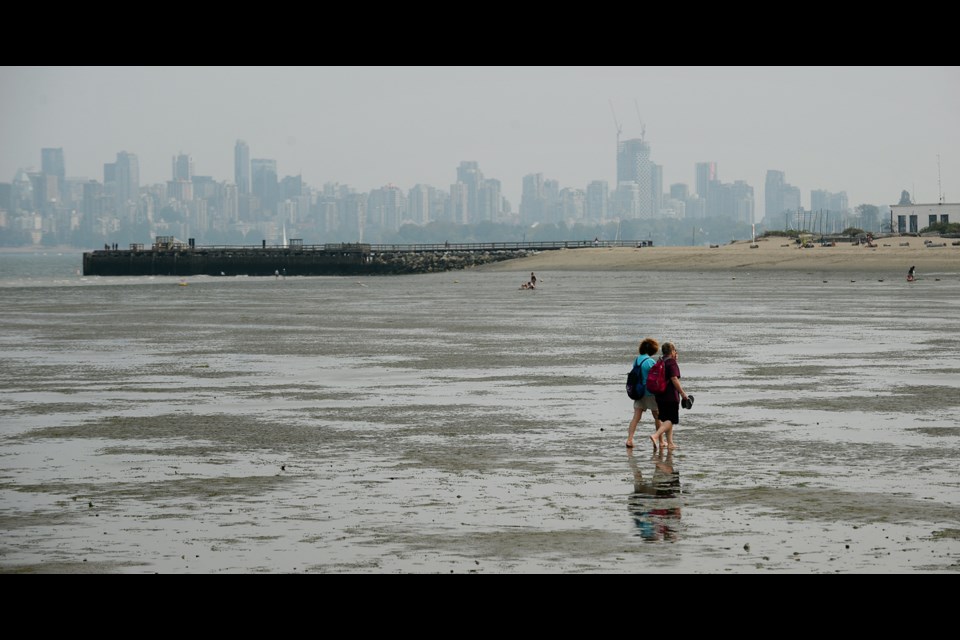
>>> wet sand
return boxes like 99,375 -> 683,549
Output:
1,263 -> 959,573
478,237 -> 960,274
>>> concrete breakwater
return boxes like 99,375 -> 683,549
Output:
82,243 -> 534,277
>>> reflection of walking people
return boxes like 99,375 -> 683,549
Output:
650,342 -> 689,451
627,448 -> 681,541
625,337 -> 660,449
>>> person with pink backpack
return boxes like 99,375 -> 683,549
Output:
649,342 -> 692,451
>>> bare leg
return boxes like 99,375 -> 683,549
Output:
626,407 -> 644,448
651,409 -> 664,448
665,422 -> 678,449
653,419 -> 672,450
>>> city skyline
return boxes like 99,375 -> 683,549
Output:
2,66 -> 958,211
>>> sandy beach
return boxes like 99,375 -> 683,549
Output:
2,253 -> 959,573
479,237 -> 960,274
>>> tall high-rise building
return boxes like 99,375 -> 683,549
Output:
520,173 -> 546,224
729,180 -> 755,225
651,163 -> 663,215
449,182 -> 468,224
457,161 -> 483,224
41,148 -> 66,185
408,184 -> 431,225
764,169 -> 802,226
368,184 -> 405,231
234,140 -> 250,195
173,153 -> 194,181
251,159 -> 278,213
559,188 -> 585,221
585,181 -> 609,221
811,189 -> 848,214
112,151 -> 139,220
695,162 -> 721,217
695,162 -> 717,198
40,148 -> 67,206
764,170 -> 784,223
616,138 -> 653,218
478,178 -> 501,222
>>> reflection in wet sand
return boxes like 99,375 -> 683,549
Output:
627,449 -> 682,542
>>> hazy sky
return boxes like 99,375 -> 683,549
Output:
2,66 -> 958,213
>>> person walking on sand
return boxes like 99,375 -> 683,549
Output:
530,272 -> 538,287
626,338 -> 660,449
650,342 -> 689,451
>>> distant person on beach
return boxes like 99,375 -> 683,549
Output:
907,265 -> 916,281
530,272 -> 537,287
626,337 -> 660,449
650,342 -> 690,451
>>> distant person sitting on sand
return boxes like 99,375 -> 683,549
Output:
907,265 -> 916,282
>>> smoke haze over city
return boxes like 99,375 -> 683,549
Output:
3,66 -> 957,211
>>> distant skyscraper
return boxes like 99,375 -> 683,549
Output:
764,170 -> 786,223
38,148 -> 65,209
617,138 -> 653,217
520,173 -> 546,224
449,182 -> 468,224
173,153 -> 194,181
457,161 -> 483,223
695,162 -> 717,198
812,189 -> 850,232
235,140 -> 250,195
41,148 -> 66,185
368,184 -> 404,231
113,151 -> 139,219
478,178 -> 501,222
408,184 -> 431,224
586,181 -> 609,221
730,180 -> 755,225
651,163 -> 663,215
251,158 -> 278,213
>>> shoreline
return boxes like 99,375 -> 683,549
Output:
478,238 -> 960,274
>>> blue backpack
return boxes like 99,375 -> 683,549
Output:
625,355 -> 653,400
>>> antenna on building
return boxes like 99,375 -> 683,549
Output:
609,100 -> 622,150
938,154 -> 944,203
634,99 -> 645,142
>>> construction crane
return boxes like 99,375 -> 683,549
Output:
609,99 -> 622,151
634,99 -> 646,142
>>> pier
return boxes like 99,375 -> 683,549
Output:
81,238 -> 629,277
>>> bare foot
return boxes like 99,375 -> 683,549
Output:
649,434 -> 658,451
667,443 -> 679,450
625,440 -> 634,448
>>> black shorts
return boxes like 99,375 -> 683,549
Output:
657,401 -> 680,425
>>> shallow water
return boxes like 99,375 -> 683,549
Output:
1,253 -> 959,573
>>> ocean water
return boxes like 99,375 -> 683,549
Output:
1,250 -> 959,573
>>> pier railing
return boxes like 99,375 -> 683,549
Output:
103,240 -> 651,254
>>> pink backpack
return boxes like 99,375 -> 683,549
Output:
645,358 -> 668,394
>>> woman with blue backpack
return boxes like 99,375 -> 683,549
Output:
625,337 -> 661,449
